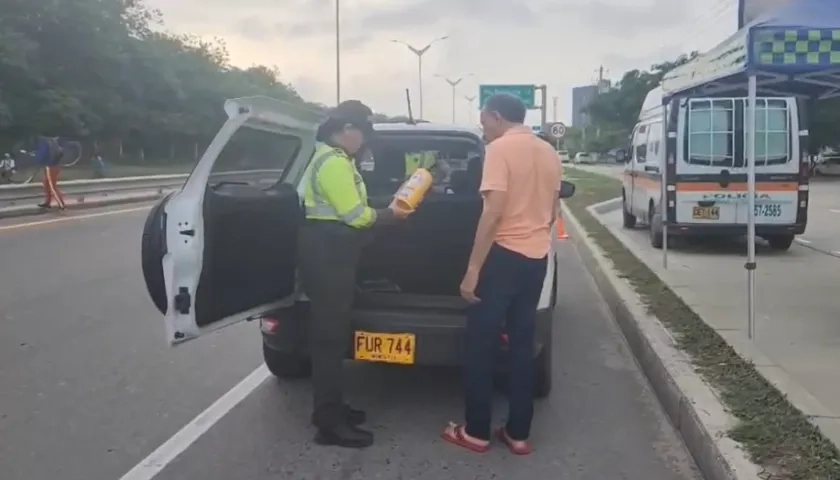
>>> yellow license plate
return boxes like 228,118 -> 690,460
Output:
692,206 -> 720,220
354,331 -> 415,364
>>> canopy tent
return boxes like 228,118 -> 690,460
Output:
654,0 -> 840,340
661,0 -> 840,100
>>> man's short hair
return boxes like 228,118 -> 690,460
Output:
483,94 -> 527,124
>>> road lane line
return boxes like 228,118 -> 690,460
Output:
119,365 -> 270,480
0,206 -> 151,232
796,238 -> 811,244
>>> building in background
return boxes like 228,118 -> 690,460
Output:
571,80 -> 611,128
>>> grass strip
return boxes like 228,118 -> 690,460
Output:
564,167 -> 840,480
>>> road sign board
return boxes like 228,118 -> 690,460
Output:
479,84 -> 536,109
550,122 -> 566,137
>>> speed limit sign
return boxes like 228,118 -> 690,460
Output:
550,122 -> 566,138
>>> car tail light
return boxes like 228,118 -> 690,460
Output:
259,316 -> 280,335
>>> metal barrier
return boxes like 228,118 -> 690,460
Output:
0,169 -> 283,203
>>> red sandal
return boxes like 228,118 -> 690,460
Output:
441,422 -> 490,453
495,427 -> 532,455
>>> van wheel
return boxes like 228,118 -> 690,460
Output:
649,209 -> 664,249
767,234 -> 794,251
622,193 -> 637,228
263,343 -> 311,379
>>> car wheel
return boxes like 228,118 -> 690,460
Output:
649,208 -> 663,249
766,234 -> 795,251
493,340 -> 553,399
533,340 -> 553,399
622,192 -> 637,228
263,342 -> 311,379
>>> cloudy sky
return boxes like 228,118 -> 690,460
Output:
146,0 -> 742,125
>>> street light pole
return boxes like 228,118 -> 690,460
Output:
464,95 -> 476,123
390,36 -> 448,119
436,74 -> 472,123
335,0 -> 340,103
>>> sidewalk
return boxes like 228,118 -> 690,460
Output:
593,201 -> 840,445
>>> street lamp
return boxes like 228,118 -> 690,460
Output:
435,74 -> 472,123
390,36 -> 448,119
464,95 -> 476,123
335,0 -> 340,103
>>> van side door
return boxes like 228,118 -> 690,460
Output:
631,125 -> 649,215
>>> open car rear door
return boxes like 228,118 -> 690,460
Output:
141,96 -> 323,345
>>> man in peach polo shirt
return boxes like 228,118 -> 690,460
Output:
441,94 -> 561,455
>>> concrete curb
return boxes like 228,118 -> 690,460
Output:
561,202 -> 763,480
0,191 -> 168,219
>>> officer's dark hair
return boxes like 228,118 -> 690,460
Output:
483,94 -> 527,124
316,118 -> 343,141
316,100 -> 374,141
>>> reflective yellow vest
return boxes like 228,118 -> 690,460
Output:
303,143 -> 376,228
404,151 -> 437,177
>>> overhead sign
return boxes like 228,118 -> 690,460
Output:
739,0 -> 792,28
550,122 -> 566,138
479,84 -> 536,109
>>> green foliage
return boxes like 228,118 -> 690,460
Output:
0,0 -> 392,161
582,53 -> 699,152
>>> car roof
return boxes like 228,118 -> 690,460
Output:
373,122 -> 482,137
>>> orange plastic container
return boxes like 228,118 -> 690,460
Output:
392,168 -> 433,212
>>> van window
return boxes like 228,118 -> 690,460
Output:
686,99 -> 734,166
753,99 -> 790,165
647,122 -> 662,159
633,125 -> 649,163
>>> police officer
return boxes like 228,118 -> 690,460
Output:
299,100 -> 410,449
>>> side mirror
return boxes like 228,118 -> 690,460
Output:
558,180 -> 576,199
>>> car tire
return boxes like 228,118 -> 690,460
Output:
622,192 -> 637,228
767,234 -> 794,251
533,340 -> 553,399
263,343 -> 312,379
141,194 -> 173,314
649,208 -> 664,249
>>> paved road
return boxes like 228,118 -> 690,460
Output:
0,203 -> 701,480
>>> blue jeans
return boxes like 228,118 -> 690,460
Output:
463,243 -> 548,441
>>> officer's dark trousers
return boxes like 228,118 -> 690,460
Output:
297,220 -> 365,429
463,243 -> 547,441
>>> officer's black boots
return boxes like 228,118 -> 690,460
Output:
314,423 -> 374,449
310,405 -> 366,427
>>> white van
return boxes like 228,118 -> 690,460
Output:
620,87 -> 808,251
140,96 -> 575,397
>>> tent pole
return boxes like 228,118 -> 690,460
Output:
661,101 -> 668,269
746,74 -> 757,340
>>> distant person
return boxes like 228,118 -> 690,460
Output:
442,94 -> 561,455
92,141 -> 107,178
0,153 -> 15,182
36,136 -> 66,210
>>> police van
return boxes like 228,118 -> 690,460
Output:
141,97 -> 573,398
620,86 -> 808,250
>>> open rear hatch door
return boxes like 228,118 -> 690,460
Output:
141,96 -> 323,345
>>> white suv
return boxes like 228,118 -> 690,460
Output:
141,96 -> 575,398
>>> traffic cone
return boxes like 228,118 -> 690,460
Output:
556,213 -> 569,240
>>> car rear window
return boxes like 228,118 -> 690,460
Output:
361,132 -> 483,197
208,126 -> 301,187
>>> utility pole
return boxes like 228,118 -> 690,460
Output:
391,36 -> 449,119
536,85 -> 547,130
436,74 -> 472,123
464,95 -> 476,123
552,96 -> 558,122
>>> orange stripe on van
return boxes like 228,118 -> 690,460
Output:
675,182 -> 798,192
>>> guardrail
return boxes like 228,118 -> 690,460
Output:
0,169 -> 283,204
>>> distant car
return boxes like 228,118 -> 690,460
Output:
558,150 -> 571,163
574,152 -> 595,164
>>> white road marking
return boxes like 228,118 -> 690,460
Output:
830,209 -> 840,213
0,205 -> 151,232
796,238 -> 811,244
119,365 -> 270,480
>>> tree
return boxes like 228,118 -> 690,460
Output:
0,0 -> 397,161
